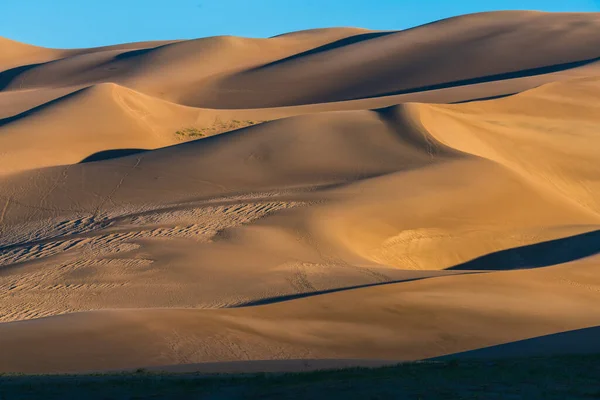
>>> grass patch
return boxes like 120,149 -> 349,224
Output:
1,354 -> 599,399
175,127 -> 205,138
175,120 -> 266,141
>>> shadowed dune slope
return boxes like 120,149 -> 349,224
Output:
185,11 -> 600,108
0,28 -> 371,99
435,325 -> 600,360
0,37 -> 60,71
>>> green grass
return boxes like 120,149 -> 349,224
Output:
175,127 -> 205,138
1,355 -> 599,399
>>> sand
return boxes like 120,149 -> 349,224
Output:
1,10 -> 600,373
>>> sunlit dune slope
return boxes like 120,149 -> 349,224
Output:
0,83 -> 243,174
418,77 -> 600,215
1,258 -> 599,373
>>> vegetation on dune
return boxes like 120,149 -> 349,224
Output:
175,127 -> 205,138
175,119 -> 266,140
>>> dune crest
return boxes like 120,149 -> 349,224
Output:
0,37 -> 59,70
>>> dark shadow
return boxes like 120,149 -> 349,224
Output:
451,92 -> 517,104
0,62 -> 45,91
78,148 -> 148,163
448,229 -> 600,271
235,228 -> 600,306
254,31 -> 398,70
433,326 -> 600,360
234,275 -> 452,307
352,56 -> 600,101
374,105 -> 460,158
113,47 -> 158,60
0,88 -> 85,128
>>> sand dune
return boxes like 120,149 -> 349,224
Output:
0,83 -> 186,173
0,37 -> 59,71
0,83 -> 266,174
3,12 -> 600,116
1,11 -> 600,373
418,77 -> 600,215
1,258 -> 599,373
0,28 -> 369,102
191,12 -> 600,108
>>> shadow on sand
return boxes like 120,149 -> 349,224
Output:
141,326 -> 600,374
78,148 -> 148,163
0,62 -> 45,91
256,31 -> 397,70
435,325 -> 600,360
234,276 -> 436,307
448,229 -> 600,271
236,228 -> 600,306
0,88 -> 85,128
353,55 -> 600,101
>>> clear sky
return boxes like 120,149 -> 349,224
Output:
2,0 -> 599,48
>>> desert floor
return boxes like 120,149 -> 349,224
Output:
2,354 -> 599,399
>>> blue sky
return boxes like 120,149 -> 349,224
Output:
2,0 -> 599,48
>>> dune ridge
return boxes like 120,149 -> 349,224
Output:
1,11 -> 600,373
